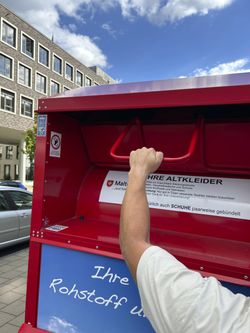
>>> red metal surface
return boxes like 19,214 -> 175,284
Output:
75,166 -> 250,282
30,134 -> 46,231
22,74 -> 250,330
42,114 -> 90,225
23,119 -> 47,327
19,323 -> 50,333
24,242 -> 42,327
81,119 -> 250,175
32,236 -> 123,260
110,117 -> 202,162
110,118 -> 145,161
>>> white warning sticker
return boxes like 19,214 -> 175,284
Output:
45,225 -> 68,232
99,171 -> 250,220
50,131 -> 62,158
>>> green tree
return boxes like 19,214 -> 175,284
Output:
23,117 -> 37,179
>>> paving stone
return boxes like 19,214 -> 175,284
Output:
8,260 -> 26,268
15,265 -> 28,273
19,272 -> 27,278
0,245 -> 29,330
0,291 -> 23,305
1,270 -> 22,280
0,302 -> 6,310
17,265 -> 28,270
9,277 -> 27,288
0,284 -> 13,295
1,300 -> 25,316
13,284 -> 27,295
0,264 -> 15,273
7,255 -> 21,261
9,312 -> 25,327
0,256 -> 20,264
0,323 -> 19,332
0,277 -> 8,285
19,296 -> 26,302
0,311 -> 15,326
15,251 -> 27,256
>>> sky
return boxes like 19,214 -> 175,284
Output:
1,0 -> 250,83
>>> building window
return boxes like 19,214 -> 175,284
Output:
1,89 -> 15,113
76,70 -> 83,86
21,96 -> 33,118
39,45 -> 49,67
18,63 -> 31,87
50,80 -> 60,96
0,146 -> 3,159
53,55 -> 62,74
85,76 -> 92,86
1,20 -> 17,48
65,63 -> 73,81
22,33 -> 35,59
4,165 -> 11,180
14,165 -> 19,180
63,86 -> 70,92
36,72 -> 47,94
16,145 -> 19,159
0,53 -> 13,79
6,146 -> 13,159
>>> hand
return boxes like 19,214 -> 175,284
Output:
129,147 -> 164,179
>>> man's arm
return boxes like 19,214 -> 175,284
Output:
119,147 -> 163,281
119,148 -> 250,333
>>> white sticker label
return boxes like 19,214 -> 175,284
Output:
99,171 -> 250,220
45,225 -> 68,232
50,131 -> 62,158
37,115 -> 47,137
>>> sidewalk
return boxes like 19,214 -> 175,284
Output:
0,244 -> 29,333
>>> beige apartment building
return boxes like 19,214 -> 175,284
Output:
0,3 -> 115,183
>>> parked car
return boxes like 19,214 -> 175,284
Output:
0,186 -> 32,249
0,180 -> 27,190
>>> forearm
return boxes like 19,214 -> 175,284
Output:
119,147 -> 163,281
120,170 -> 151,280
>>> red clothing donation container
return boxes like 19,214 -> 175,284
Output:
19,73 -> 250,333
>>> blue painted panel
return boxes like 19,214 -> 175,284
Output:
37,244 -> 154,333
222,281 -> 250,297
37,244 -> 250,333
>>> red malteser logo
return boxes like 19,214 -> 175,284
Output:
107,180 -> 114,187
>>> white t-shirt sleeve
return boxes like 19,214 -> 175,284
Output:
137,246 -> 250,333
